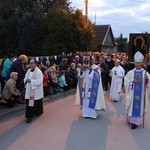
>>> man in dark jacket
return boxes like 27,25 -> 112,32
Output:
105,54 -> 114,91
99,57 -> 109,91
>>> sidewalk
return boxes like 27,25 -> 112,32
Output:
0,89 -> 76,118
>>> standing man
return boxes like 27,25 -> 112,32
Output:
105,54 -> 114,91
110,60 -> 125,102
120,55 -> 130,92
76,57 -> 106,119
24,58 -> 43,123
76,65 -> 90,109
99,57 -> 109,91
124,51 -> 150,129
120,55 -> 130,75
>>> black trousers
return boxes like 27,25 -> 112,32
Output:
1,77 -> 6,93
101,75 -> 108,91
62,86 -> 70,91
43,86 -> 49,96
105,75 -> 112,90
5,96 -> 17,108
25,99 -> 43,118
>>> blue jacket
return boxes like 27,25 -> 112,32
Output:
58,75 -> 67,87
2,58 -> 12,78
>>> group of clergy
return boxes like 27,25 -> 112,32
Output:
76,51 -> 150,129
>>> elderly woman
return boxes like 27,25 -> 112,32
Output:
9,54 -> 28,103
2,72 -> 22,108
48,66 -> 59,94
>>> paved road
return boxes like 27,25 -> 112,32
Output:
0,90 -> 150,150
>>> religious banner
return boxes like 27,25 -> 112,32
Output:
82,55 -> 91,67
129,33 -> 150,62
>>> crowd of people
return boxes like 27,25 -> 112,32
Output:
0,51 -> 150,127
0,54 -> 79,103
75,51 -> 150,130
0,54 -> 79,123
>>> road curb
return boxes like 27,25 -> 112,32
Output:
0,89 -> 76,118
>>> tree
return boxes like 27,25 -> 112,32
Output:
41,8 -> 95,55
115,34 -> 128,52
0,0 -> 95,56
39,0 -> 70,13
0,17 -> 7,55
71,9 -> 95,52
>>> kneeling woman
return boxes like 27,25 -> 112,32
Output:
2,72 -> 22,108
24,58 -> 43,123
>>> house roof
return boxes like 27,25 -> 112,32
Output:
94,25 -> 116,47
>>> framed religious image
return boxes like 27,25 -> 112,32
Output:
128,33 -> 150,62
82,55 -> 91,67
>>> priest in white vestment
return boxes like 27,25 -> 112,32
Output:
124,51 -> 150,129
110,60 -> 125,102
76,59 -> 106,119
24,58 -> 44,123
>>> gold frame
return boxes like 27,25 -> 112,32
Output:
82,55 -> 91,67
129,33 -> 150,62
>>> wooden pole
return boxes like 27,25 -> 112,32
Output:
142,35 -> 149,128
142,60 -> 147,128
85,0 -> 88,25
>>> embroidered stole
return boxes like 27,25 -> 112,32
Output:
132,70 -> 143,117
89,69 -> 100,109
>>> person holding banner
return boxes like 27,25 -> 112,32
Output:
76,57 -> 106,119
124,51 -> 150,129
76,64 -> 90,110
